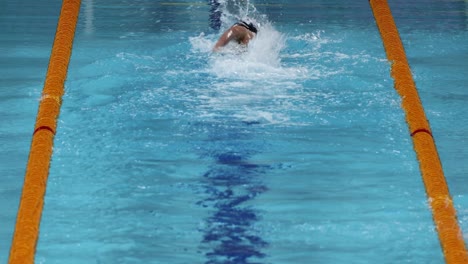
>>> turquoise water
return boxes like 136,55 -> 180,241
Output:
1,0 -> 467,263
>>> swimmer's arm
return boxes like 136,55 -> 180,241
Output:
212,29 -> 234,51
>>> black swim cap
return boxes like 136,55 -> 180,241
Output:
237,20 -> 258,34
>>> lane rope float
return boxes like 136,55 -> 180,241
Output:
369,0 -> 468,263
8,0 -> 81,263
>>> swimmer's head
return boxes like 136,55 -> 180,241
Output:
242,18 -> 260,33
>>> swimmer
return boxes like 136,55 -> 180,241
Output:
212,20 -> 258,52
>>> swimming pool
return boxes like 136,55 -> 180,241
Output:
1,0 -> 467,263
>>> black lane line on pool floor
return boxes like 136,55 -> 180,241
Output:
197,121 -> 269,264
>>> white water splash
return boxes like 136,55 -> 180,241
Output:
186,1 -> 331,126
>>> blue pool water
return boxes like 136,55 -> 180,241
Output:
1,0 -> 467,263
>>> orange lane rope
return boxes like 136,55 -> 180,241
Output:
8,0 -> 81,263
369,0 -> 468,263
